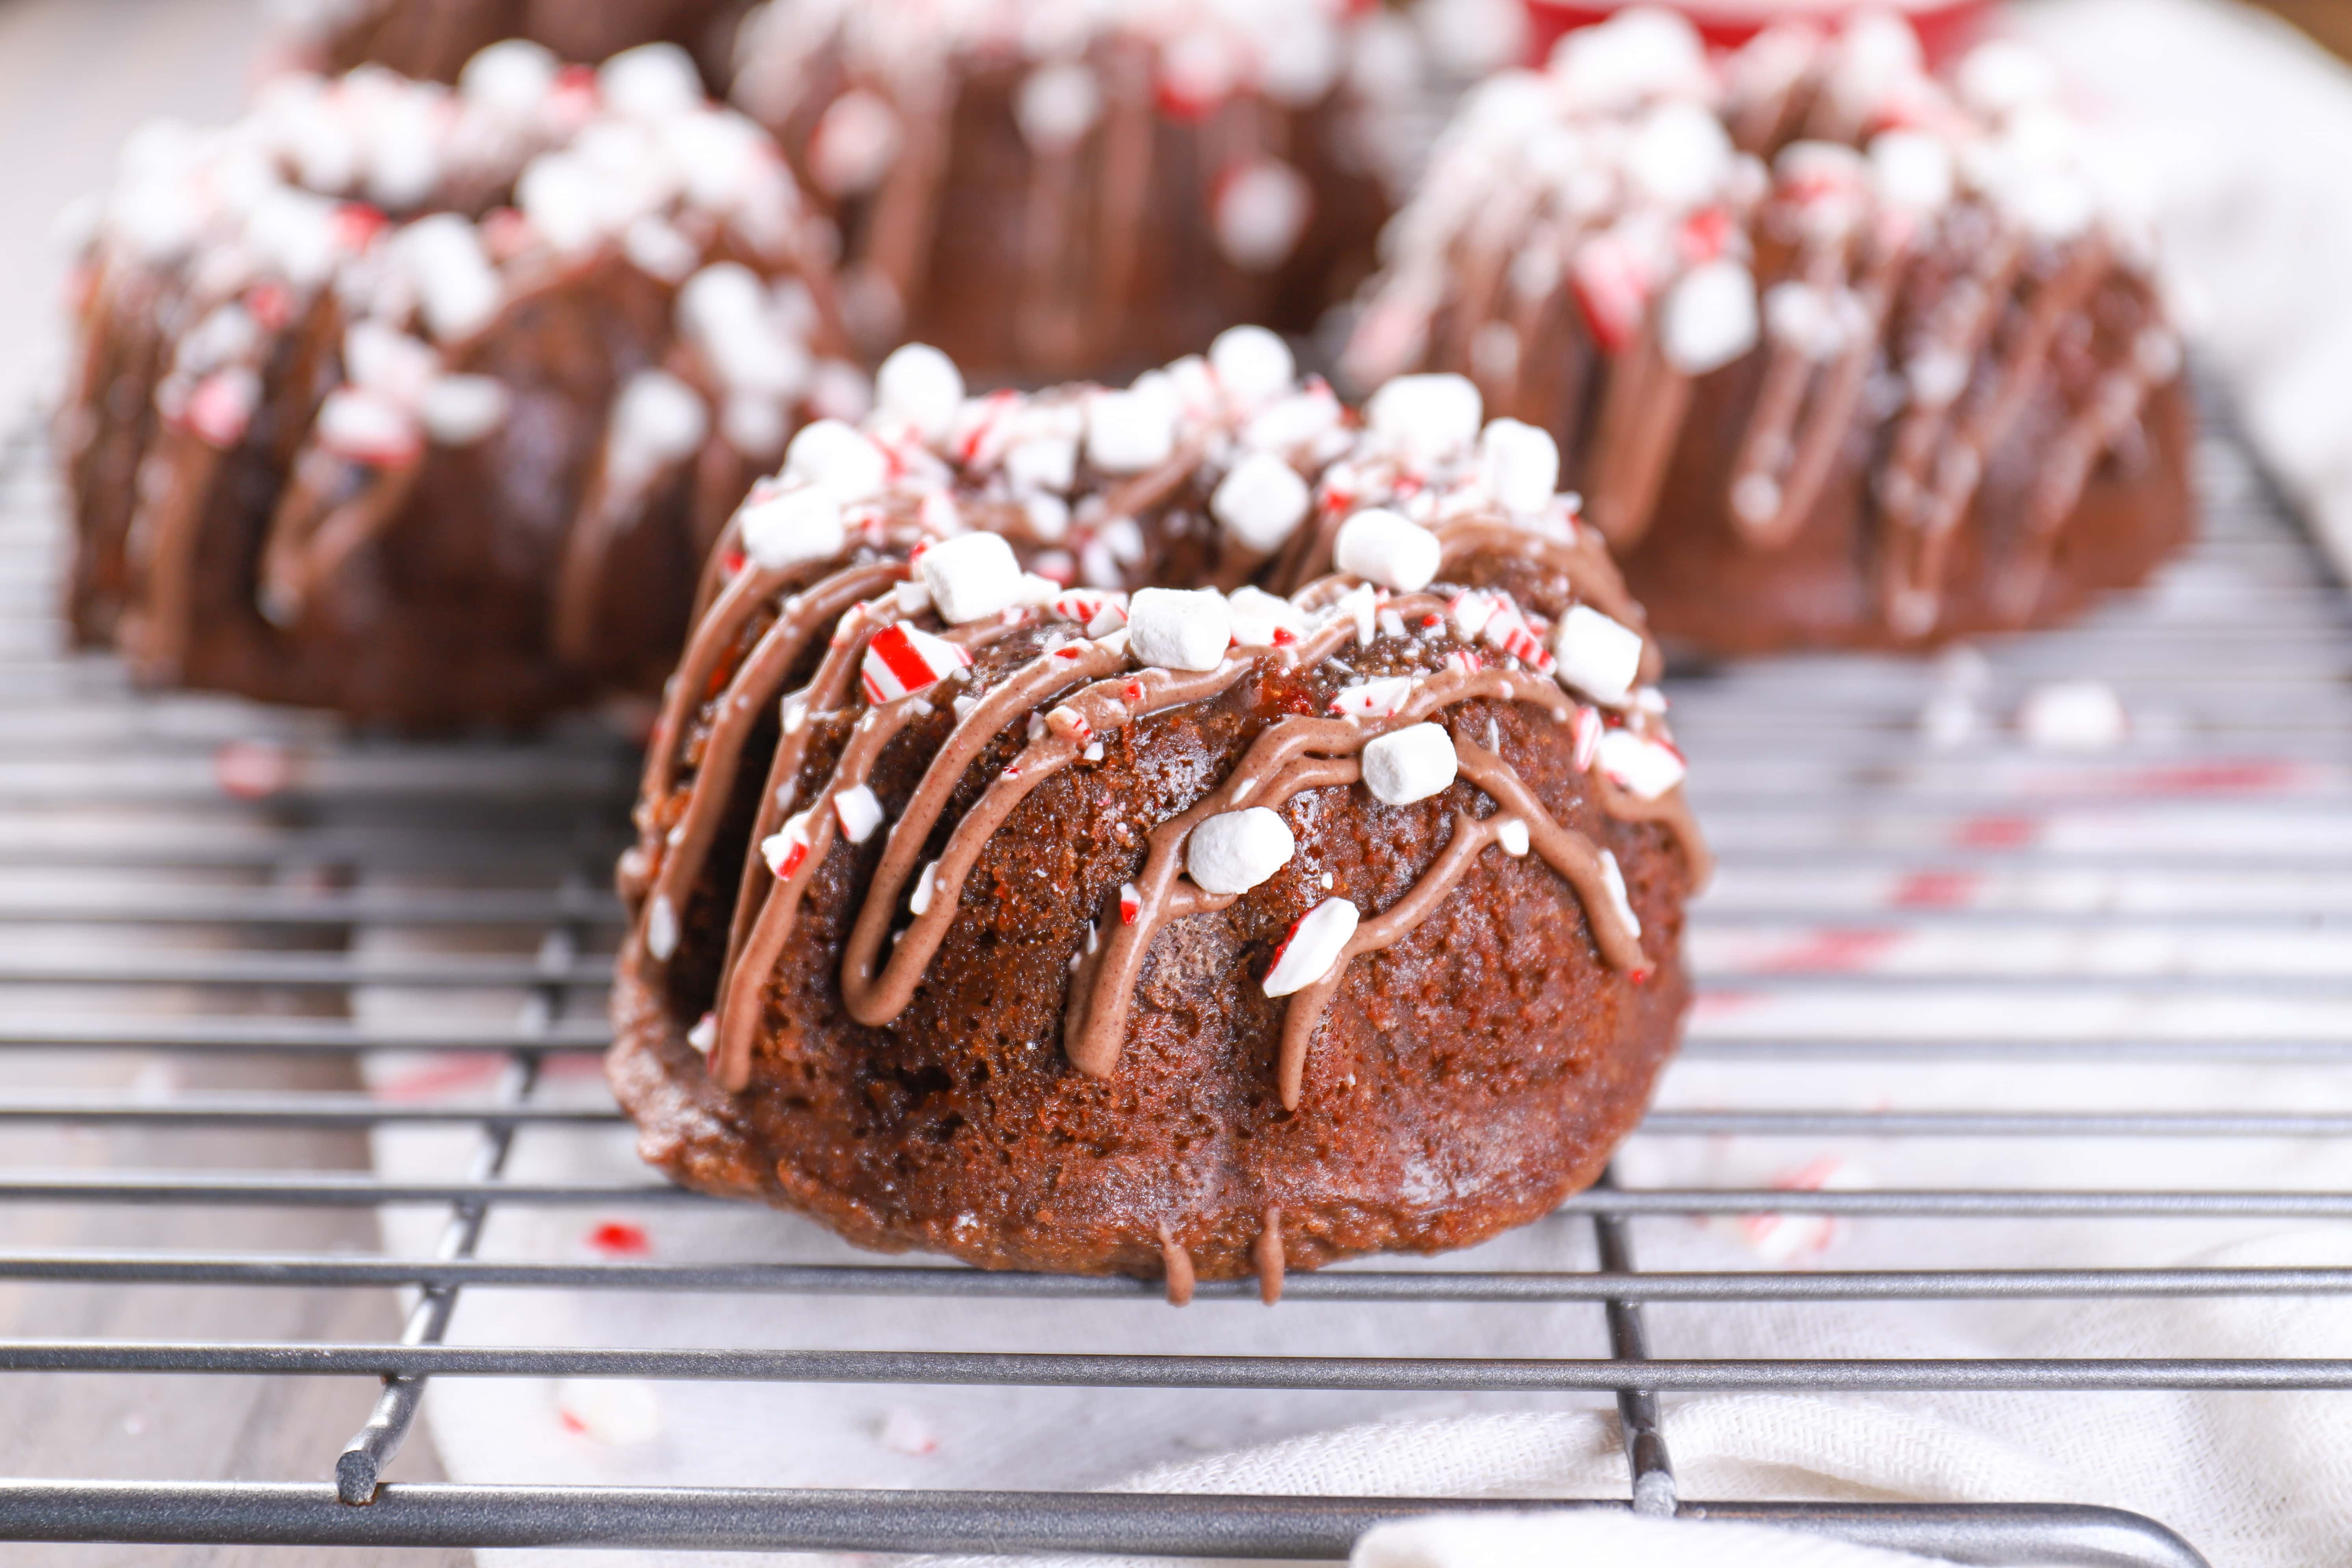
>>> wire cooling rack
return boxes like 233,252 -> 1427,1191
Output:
1,399 -> 2345,1567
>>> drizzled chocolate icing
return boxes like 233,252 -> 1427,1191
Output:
1344,11 -> 2192,654
59,41 -> 857,727
608,340 -> 1706,1288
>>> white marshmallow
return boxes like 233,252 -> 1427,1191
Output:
875,343 -> 964,440
784,418 -> 888,503
1362,724 -> 1458,806
834,783 -> 885,844
1225,585 -> 1307,648
1211,453 -> 1312,552
1957,40 -> 2060,120
608,370 -> 708,491
1626,99 -> 1733,209
1870,130 -> 1954,214
1660,260 -> 1759,375
1209,325 -> 1295,410
1366,373 -> 1483,463
1186,807 -> 1297,895
1552,605 -> 1644,706
1243,387 -> 1341,453
1004,436 -> 1078,496
1550,7 -> 1708,109
1085,387 -> 1177,473
919,533 -> 1025,624
1015,62 -> 1101,151
398,214 -> 500,342
418,375 -> 509,445
1125,587 -> 1232,671
1262,897 -> 1360,996
1333,508 -> 1442,593
738,485 -> 845,570
459,40 -> 559,116
1213,158 -> 1312,272
600,44 -> 704,121
1476,419 -> 1560,515
809,89 -> 901,197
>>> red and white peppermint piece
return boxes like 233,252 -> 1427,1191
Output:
1263,897 -> 1360,997
834,783 -> 884,844
1117,882 -> 1142,924
181,368 -> 260,450
1482,602 -> 1553,672
1225,585 -> 1306,649
1596,729 -> 1687,800
1496,819 -> 1531,857
1328,676 -> 1418,720
645,894 -> 679,960
761,811 -> 814,879
1447,590 -> 1499,642
686,1013 -> 717,1058
1044,704 -> 1092,745
909,859 -> 941,916
1572,705 -> 1604,771
1444,648 -> 1483,678
861,623 -> 970,704
1048,588 -> 1126,629
1572,228 -> 1654,355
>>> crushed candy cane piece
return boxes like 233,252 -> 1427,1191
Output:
1263,897 -> 1360,996
861,623 -> 969,703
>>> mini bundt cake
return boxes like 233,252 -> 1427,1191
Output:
61,42 -> 860,728
608,336 -> 1709,1294
1343,9 -> 2193,654
295,0 -> 751,94
727,0 -> 1418,385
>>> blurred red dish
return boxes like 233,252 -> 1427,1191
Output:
1524,1 -> 1993,68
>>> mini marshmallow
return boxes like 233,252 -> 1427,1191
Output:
1263,897 -> 1360,996
1015,62 -> 1101,151
608,370 -> 710,491
1209,325 -> 1295,409
1186,807 -> 1297,895
1243,386 -> 1341,453
1225,584 -> 1307,648
1957,39 -> 2060,119
316,387 -> 421,467
1214,157 -> 1312,272
1661,260 -> 1759,375
920,533 -> 1026,624
601,44 -> 705,120
1626,99 -> 1733,210
1085,387 -> 1177,473
418,375 -> 508,445
785,418 -> 888,503
1365,373 -> 1483,463
875,343 -> 963,439
1126,587 -> 1232,671
459,39 -> 559,115
738,485 -> 845,570
1596,729 -> 1687,799
1004,436 -> 1078,496
1362,723 -> 1458,806
1552,605 -> 1644,706
834,783 -> 884,844
1333,508 -> 1442,593
1869,130 -> 1954,214
399,213 -> 500,342
1476,420 -> 1560,515
861,623 -> 969,703
810,90 -> 901,196
1211,452 -> 1312,552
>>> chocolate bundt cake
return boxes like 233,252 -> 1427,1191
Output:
1343,9 -> 2193,654
608,336 -> 1709,1294
61,42 -> 859,727
297,0 -> 751,94
727,0 -> 1418,385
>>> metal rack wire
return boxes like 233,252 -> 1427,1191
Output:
0,399 -> 2343,1566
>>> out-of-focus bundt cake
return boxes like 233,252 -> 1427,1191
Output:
60,42 -> 862,727
292,0 -> 752,95
607,336 -> 1708,1296
1345,9 -> 2192,654
728,0 -> 1425,385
